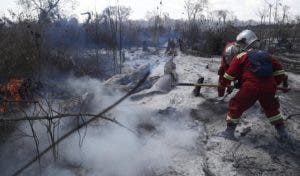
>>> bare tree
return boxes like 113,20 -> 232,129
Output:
277,4 -> 291,42
184,0 -> 208,22
18,0 -> 77,22
145,9 -> 164,48
264,0 -> 274,48
215,10 -> 229,25
117,5 -> 131,72
281,5 -> 290,24
101,6 -> 131,74
256,8 -> 268,40
81,12 -> 91,24
183,0 -> 208,46
257,8 -> 267,25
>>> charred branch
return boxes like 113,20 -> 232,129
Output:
11,71 -> 149,176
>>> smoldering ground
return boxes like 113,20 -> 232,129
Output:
0,75 -> 201,176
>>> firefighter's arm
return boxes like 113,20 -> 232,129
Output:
217,59 -> 228,97
218,59 -> 228,76
271,56 -> 285,85
221,53 -> 245,87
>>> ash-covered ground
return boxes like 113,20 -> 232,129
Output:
0,48 -> 299,176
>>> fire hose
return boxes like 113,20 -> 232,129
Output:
174,82 -> 291,92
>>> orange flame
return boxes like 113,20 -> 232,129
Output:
0,79 -> 24,113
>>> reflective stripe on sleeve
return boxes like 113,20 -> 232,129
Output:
226,115 -> 240,124
273,70 -> 285,76
268,114 -> 283,123
224,73 -> 235,81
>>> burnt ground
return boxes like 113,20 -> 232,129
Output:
191,96 -> 300,176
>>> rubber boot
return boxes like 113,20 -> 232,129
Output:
275,124 -> 292,144
220,123 -> 237,140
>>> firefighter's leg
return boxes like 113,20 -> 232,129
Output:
221,88 -> 258,139
258,92 -> 283,126
259,92 -> 291,142
227,88 -> 258,124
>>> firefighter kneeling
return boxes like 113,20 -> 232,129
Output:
219,30 -> 290,142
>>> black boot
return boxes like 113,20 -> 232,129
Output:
275,124 -> 292,143
220,123 -> 237,140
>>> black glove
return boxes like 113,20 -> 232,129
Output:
234,80 -> 242,89
283,75 -> 288,88
226,86 -> 234,94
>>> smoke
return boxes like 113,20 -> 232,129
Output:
54,119 -> 198,176
0,75 -> 200,176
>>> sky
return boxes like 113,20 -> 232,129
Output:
0,0 -> 300,21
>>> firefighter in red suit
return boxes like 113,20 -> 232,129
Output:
219,30 -> 289,141
218,42 -> 242,97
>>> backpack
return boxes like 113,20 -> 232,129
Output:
247,49 -> 273,77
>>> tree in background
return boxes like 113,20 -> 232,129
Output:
215,10 -> 229,25
145,10 -> 167,48
18,0 -> 77,23
101,5 -> 131,73
183,0 -> 208,45
184,0 -> 208,22
281,5 -> 290,24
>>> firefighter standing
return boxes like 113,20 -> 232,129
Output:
219,30 -> 289,141
218,42 -> 242,97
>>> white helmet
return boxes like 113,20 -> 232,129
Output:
236,30 -> 258,49
224,43 -> 241,65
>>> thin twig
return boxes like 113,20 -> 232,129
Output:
1,100 -> 39,104
286,113 -> 300,120
21,108 -> 41,174
0,113 -> 111,121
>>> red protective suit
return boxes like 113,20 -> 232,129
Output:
221,50 -> 286,126
218,42 -> 240,96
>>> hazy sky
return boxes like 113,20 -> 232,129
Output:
1,0 -> 299,21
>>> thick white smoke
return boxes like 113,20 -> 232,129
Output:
0,75 -> 200,176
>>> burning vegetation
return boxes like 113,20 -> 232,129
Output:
0,79 -> 24,113
0,79 -> 41,113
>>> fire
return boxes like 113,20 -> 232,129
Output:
0,79 -> 24,113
